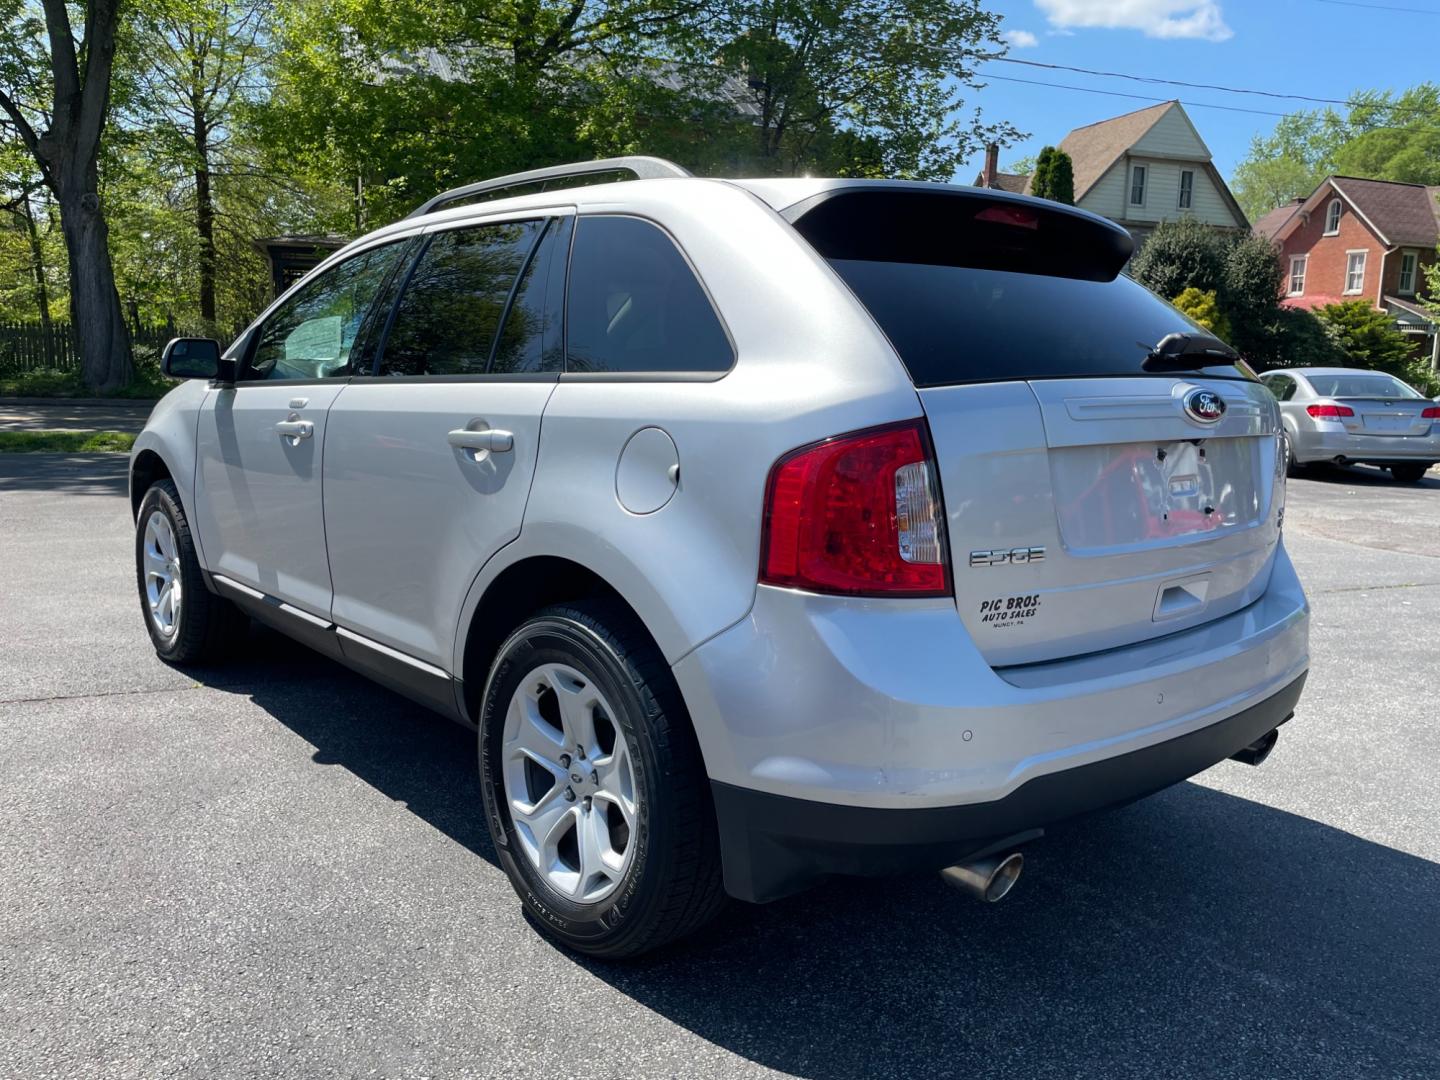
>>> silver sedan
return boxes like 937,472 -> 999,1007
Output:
1261,367 -> 1440,483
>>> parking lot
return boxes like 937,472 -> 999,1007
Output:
2,453 -> 1437,1080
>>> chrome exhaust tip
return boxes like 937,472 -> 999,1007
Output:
940,852 -> 1024,903
1231,728 -> 1279,767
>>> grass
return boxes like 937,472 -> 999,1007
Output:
0,430 -> 137,453
0,352 -> 176,400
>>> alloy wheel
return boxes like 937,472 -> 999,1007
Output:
501,663 -> 639,903
142,510 -> 183,639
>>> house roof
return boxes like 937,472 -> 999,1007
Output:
1254,199 -> 1304,240
1055,101 -> 1175,202
971,170 -> 1030,193
1277,176 -> 1440,248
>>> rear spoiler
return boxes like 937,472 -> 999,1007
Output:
782,186 -> 1134,283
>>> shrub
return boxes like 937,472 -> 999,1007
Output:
1313,301 -> 1415,375
1172,287 -> 1231,340
1129,218 -> 1228,301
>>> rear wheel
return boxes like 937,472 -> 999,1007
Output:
134,480 -> 247,663
1389,463 -> 1432,483
1282,432 -> 1307,477
478,600 -> 725,958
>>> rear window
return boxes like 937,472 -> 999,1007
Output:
1304,373 -> 1423,399
794,189 -> 1249,387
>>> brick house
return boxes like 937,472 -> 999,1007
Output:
975,101 -> 1249,248
1256,176 -> 1439,368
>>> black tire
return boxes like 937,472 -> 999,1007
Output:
1282,433 -> 1307,477
478,600 -> 725,958
134,479 -> 248,664
1389,463 -> 1432,484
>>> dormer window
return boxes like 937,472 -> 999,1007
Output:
1324,198 -> 1342,235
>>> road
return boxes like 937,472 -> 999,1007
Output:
1,454 -> 1437,1079
0,400 -> 155,434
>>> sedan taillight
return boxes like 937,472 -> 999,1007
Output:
1306,404 -> 1355,419
1422,406 -> 1440,419
761,420 -> 949,597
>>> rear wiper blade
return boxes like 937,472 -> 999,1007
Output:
1141,332 -> 1240,373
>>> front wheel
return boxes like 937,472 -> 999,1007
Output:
478,601 -> 725,958
134,480 -> 247,663
1389,463 -> 1433,484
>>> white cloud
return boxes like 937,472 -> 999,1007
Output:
1003,29 -> 1040,48
1034,0 -> 1233,42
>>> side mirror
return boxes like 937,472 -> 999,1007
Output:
161,337 -> 223,380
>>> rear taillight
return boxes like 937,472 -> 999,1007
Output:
1422,406 -> 1440,419
1306,404 -> 1355,419
761,420 -> 949,597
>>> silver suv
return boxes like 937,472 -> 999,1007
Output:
132,157 -> 1310,957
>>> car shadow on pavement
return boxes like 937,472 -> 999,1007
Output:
1296,462 -> 1440,489
207,628 -> 1439,1079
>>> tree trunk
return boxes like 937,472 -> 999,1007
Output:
192,98 -> 217,326
19,198 -> 52,331
58,184 -> 131,393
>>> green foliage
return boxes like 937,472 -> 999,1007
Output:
1172,287 -> 1230,340
1314,300 -> 1416,375
0,352 -> 173,399
1261,306 -> 1347,370
1221,230 -> 1285,360
1030,146 -> 1073,204
0,429 -> 137,453
1129,218 -> 1228,300
1232,83 -> 1440,221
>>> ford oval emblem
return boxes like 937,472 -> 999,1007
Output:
1184,388 -> 1227,424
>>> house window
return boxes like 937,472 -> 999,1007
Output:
1399,250 -> 1418,294
1345,250 -> 1367,294
1324,198 -> 1342,235
1178,170 -> 1194,209
1288,255 -> 1307,296
1129,165 -> 1147,206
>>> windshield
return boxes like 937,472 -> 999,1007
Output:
828,259 -> 1248,387
1305,373 -> 1425,399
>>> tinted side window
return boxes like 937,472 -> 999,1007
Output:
566,216 -> 732,374
1264,375 -> 1295,402
380,219 -> 546,377
248,243 -> 402,381
491,218 -> 564,374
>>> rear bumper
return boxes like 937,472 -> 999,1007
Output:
673,543 -> 1309,902
712,671 -> 1305,902
1291,426 -> 1440,463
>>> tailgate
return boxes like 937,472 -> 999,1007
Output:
923,377 -> 1284,667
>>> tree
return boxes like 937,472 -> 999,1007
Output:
1128,217 -> 1227,301
1221,229 -> 1284,360
0,141 -> 60,327
1029,145 -> 1072,204
1172,287 -> 1230,341
705,0 -> 1019,179
1232,83 -> 1440,222
1314,300 -> 1414,376
1,0 -> 132,390
129,0 -> 270,328
1028,145 -> 1053,199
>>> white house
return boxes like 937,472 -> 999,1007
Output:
980,101 -> 1250,247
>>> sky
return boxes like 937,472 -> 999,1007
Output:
958,0 -> 1440,184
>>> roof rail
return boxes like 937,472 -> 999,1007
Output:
405,156 -> 692,219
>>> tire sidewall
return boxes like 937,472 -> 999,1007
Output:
479,614 -> 669,952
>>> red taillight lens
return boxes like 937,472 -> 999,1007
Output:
761,420 -> 949,597
1422,406 -> 1440,419
1306,404 -> 1355,419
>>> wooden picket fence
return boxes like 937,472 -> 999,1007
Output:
0,320 -> 179,375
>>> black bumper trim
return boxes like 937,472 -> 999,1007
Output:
711,671 -> 1306,903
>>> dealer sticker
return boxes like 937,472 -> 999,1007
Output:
978,594 -> 1041,629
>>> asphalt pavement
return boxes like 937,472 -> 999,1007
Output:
0,400 -> 156,434
1,453 -> 1437,1079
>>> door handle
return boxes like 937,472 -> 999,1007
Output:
275,418 -> 314,441
447,428 -> 514,453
